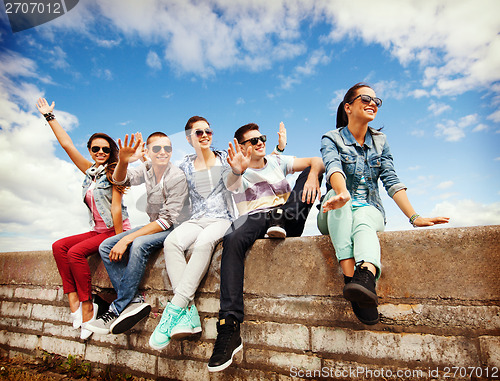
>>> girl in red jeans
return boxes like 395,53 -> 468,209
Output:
36,98 -> 130,339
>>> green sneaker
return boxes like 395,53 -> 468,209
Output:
148,302 -> 185,350
170,304 -> 202,340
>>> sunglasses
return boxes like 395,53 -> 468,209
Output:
192,128 -> 213,138
349,94 -> 383,108
151,145 -> 172,153
91,146 -> 111,154
240,135 -> 267,145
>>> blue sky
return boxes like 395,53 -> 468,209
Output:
0,0 -> 499,252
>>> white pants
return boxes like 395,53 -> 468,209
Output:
164,217 -> 232,308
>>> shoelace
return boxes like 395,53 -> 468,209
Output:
100,311 -> 117,324
354,266 -> 373,285
158,308 -> 180,334
213,322 -> 235,354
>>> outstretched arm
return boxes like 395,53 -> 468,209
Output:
322,172 -> 351,212
291,157 -> 324,204
113,133 -> 143,183
392,189 -> 450,227
36,98 -> 91,174
272,121 -> 287,155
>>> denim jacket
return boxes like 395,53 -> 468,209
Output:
82,165 -> 129,229
179,150 -> 236,221
320,126 -> 406,222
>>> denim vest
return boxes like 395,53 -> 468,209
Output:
81,166 -> 129,229
320,126 -> 406,222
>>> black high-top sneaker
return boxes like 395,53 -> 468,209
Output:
208,315 -> 243,372
266,208 -> 286,239
343,262 -> 378,307
344,275 -> 379,325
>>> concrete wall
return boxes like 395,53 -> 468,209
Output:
1,225 -> 499,380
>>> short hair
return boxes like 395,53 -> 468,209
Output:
146,131 -> 168,146
234,123 -> 259,144
184,116 -> 210,137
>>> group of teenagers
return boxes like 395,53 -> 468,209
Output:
36,82 -> 448,373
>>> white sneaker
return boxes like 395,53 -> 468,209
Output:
70,303 -> 82,329
80,303 -> 98,340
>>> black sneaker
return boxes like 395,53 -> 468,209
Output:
343,262 -> 378,307
207,315 -> 243,372
110,301 -> 152,334
344,275 -> 379,325
266,208 -> 286,239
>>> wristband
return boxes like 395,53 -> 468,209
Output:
232,169 -> 245,176
409,213 -> 420,227
43,112 -> 55,121
275,145 -> 285,153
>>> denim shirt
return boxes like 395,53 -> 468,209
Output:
179,150 -> 236,221
320,126 -> 406,222
82,166 -> 129,229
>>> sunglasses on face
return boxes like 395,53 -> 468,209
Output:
240,135 -> 267,145
349,94 -> 383,108
151,145 -> 172,153
91,146 -> 111,154
192,128 -> 213,138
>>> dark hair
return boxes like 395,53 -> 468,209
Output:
184,116 -> 210,137
87,133 -> 128,194
234,123 -> 259,144
146,131 -> 168,145
336,82 -> 373,128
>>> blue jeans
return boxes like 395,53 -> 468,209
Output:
99,225 -> 173,315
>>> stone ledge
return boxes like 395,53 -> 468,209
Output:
1,225 -> 499,302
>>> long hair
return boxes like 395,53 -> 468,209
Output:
336,82 -> 372,128
87,133 -> 128,194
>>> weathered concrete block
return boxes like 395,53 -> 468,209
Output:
245,348 -> 321,373
0,331 -> 39,351
43,321 -> 80,340
31,303 -> 70,325
311,327 -> 480,367
84,344 -> 116,365
0,301 -> 32,319
40,336 -> 86,357
0,316 -> 44,332
13,286 -> 58,302
242,321 -> 310,351
479,336 -> 500,367
115,348 -> 157,375
158,358 -> 210,381
0,286 -> 14,299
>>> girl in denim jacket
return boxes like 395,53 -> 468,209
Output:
36,98 -> 130,339
317,83 -> 449,325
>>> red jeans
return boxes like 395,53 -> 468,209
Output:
52,230 -> 116,302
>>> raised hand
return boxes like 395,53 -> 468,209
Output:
129,132 -> 146,162
36,97 -> 55,115
118,133 -> 143,163
227,138 -> 251,175
277,121 -> 287,151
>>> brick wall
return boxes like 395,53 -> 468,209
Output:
1,225 -> 499,380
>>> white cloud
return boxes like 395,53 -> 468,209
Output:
435,114 -> 480,142
146,50 -> 162,70
428,101 -> 451,116
279,49 -> 330,89
431,200 -> 500,227
236,97 -> 245,105
472,123 -> 488,132
436,181 -> 454,190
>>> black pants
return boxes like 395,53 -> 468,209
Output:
219,167 -> 322,322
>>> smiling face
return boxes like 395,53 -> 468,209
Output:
187,120 -> 212,151
345,86 -> 378,124
88,137 -> 111,166
240,129 -> 266,159
147,136 -> 172,166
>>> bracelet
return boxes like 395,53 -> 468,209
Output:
232,169 -> 245,176
275,145 -> 285,153
43,112 -> 55,121
409,213 -> 420,227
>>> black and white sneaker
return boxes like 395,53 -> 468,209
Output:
344,275 -> 379,325
207,315 -> 243,372
266,208 -> 286,239
343,262 -> 378,307
85,310 -> 118,335
110,301 -> 151,334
